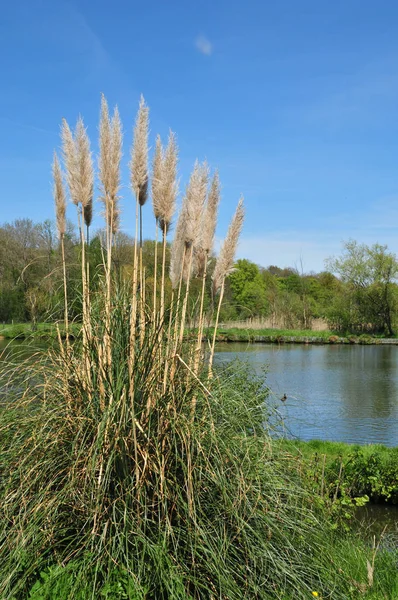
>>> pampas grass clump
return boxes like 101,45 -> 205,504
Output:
0,96 -> 362,600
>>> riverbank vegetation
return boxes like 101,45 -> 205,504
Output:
4,322 -> 397,346
277,440 -> 398,524
1,221 -> 398,337
192,327 -> 398,345
0,321 -> 75,340
1,96 -> 398,599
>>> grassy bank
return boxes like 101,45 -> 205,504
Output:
0,322 -> 53,339
200,327 -> 398,345
2,323 -> 332,342
277,439 -> 398,505
0,322 -> 79,340
4,323 -> 398,346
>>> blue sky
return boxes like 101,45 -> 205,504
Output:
2,0 -> 398,271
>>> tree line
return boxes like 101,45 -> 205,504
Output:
1,217 -> 398,335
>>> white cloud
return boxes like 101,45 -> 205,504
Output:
195,35 -> 213,56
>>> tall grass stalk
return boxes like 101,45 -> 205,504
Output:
153,221 -> 159,320
61,116 -> 94,382
52,152 -> 69,346
130,96 -> 149,346
159,131 -> 178,325
152,135 -> 163,320
209,196 -> 245,375
98,95 -> 122,372
194,171 -> 220,376
177,161 -> 208,348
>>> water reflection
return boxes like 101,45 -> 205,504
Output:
0,338 -> 47,403
356,504 -> 398,549
214,343 -> 398,446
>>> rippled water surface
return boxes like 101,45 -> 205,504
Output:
215,343 -> 398,446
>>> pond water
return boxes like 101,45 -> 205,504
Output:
214,343 -> 398,447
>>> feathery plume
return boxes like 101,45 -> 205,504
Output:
160,131 -> 178,232
98,96 -> 122,234
202,171 -> 220,254
130,95 -> 149,206
52,152 -> 66,237
99,94 -> 111,202
152,131 -> 178,233
212,196 -> 245,294
195,171 -> 220,277
183,161 -> 208,248
74,117 -> 94,210
152,135 -> 164,221
61,117 -> 93,211
61,119 -> 79,205
176,164 -> 208,345
109,106 -> 123,234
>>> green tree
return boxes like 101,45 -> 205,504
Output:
229,259 -> 268,318
326,240 -> 398,335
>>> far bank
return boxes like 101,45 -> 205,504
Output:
199,327 -> 398,345
3,322 -> 398,345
